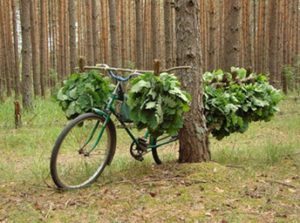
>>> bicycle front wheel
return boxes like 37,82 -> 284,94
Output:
50,113 -> 116,189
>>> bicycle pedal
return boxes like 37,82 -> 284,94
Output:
137,138 -> 148,151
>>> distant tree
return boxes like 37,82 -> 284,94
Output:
20,0 -> 33,109
40,0 -> 48,96
268,0 -> 279,86
164,0 -> 172,68
69,0 -> 77,73
108,0 -> 119,67
85,0 -> 94,66
30,0 -> 40,96
0,0 -> 12,97
223,0 -> 242,71
151,0 -> 158,61
92,0 -> 100,64
135,0 -> 143,69
207,0 -> 217,71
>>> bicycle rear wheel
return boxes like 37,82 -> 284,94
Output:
50,113 -> 116,189
151,136 -> 178,165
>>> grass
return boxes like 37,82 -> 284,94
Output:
0,97 -> 300,222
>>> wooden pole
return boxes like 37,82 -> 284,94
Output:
153,59 -> 160,76
14,101 -> 22,128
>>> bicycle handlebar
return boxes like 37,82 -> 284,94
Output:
82,64 -> 192,82
96,64 -> 141,82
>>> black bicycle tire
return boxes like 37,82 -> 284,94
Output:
151,137 -> 162,165
50,112 -> 116,189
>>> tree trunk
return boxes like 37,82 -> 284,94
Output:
0,0 -> 12,97
92,0 -> 100,64
30,0 -> 40,96
223,0 -> 241,71
85,0 -> 94,65
151,0 -> 158,61
120,0 -> 126,67
11,0 -> 21,98
135,0 -> 143,69
40,0 -> 48,97
175,0 -> 210,163
207,0 -> 217,71
108,0 -> 119,67
0,4 -> 5,100
164,0 -> 172,68
20,0 -> 33,109
268,1 -> 278,86
64,0 -> 70,76
69,0 -> 77,73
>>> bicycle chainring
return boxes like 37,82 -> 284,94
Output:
129,138 -> 148,161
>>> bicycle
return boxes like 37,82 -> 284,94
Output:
50,64 -> 189,189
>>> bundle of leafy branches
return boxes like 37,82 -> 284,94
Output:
204,67 -> 283,140
127,72 -> 191,137
56,70 -> 113,119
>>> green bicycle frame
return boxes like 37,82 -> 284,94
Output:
85,81 -> 177,154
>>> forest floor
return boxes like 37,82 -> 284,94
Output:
0,97 -> 299,222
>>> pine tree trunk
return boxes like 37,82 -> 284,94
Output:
64,0 -> 70,76
69,0 -> 77,73
208,0 -> 217,71
40,0 -> 48,97
120,0 -> 126,67
151,0 -> 158,61
5,0 -> 15,96
11,0 -> 20,98
30,0 -> 41,96
135,0 -> 143,69
164,0 -> 172,68
223,0 -> 241,71
92,0 -> 100,64
268,1 -> 278,86
85,0 -> 94,65
0,4 -> 5,100
20,0 -> 33,109
108,0 -> 119,67
175,0 -> 210,163
0,0 -> 12,97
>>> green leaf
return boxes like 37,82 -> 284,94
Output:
130,80 -> 151,93
145,101 -> 156,109
57,89 -> 68,101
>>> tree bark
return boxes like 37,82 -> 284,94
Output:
30,0 -> 40,96
268,1 -> 278,86
20,0 -> 33,109
108,0 -> 119,67
92,0 -> 100,64
151,0 -> 158,61
175,0 -> 210,163
0,0 -> 12,97
207,0 -> 217,71
69,0 -> 77,73
0,3 -> 5,100
223,0 -> 241,71
40,0 -> 48,97
164,0 -> 172,68
135,0 -> 143,69
85,0 -> 94,65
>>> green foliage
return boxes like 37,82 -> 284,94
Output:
204,67 -> 283,140
127,72 -> 191,137
56,70 -> 113,119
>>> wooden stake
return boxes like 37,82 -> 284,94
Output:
153,59 -> 160,76
78,57 -> 85,72
14,101 -> 22,128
